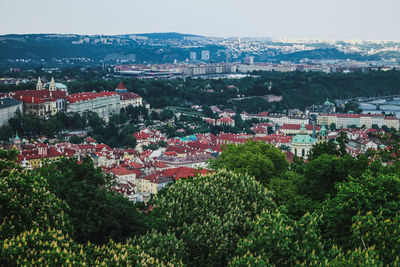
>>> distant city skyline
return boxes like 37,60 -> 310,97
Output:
1,0 -> 400,40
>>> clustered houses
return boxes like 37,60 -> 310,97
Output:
9,115 -> 392,202
317,113 -> 399,129
133,129 -> 166,153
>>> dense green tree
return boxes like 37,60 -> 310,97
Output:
202,105 -> 214,118
303,154 -> 368,202
232,210 -> 324,266
1,228 -> 169,266
130,230 -> 187,266
308,141 -> 340,160
122,135 -> 137,148
41,120 -> 56,138
151,110 -> 159,120
151,169 -> 276,265
69,135 -> 83,144
160,109 -> 174,121
38,157 -> 150,244
268,171 -> 314,218
84,110 -> 104,129
321,171 -> 400,265
210,141 -> 289,185
336,131 -> 349,156
0,150 -> 71,240
0,125 -> 13,142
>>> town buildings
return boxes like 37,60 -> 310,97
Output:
17,143 -> 65,169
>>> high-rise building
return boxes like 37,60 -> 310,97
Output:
190,52 -> 197,61
201,50 -> 210,60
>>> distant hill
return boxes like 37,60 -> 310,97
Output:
271,48 -> 368,62
0,33 -> 223,69
135,32 -> 203,39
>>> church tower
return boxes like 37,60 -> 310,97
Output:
49,77 -> 57,91
318,123 -> 328,143
13,132 -> 21,151
36,76 -> 44,90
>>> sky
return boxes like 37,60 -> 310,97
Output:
1,0 -> 399,40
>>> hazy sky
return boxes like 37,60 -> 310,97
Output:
1,0 -> 399,40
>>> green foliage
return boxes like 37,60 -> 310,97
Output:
321,172 -> 400,265
268,171 -> 314,219
0,125 -> 13,142
130,230 -> 187,265
38,157 -> 149,244
69,135 -> 83,144
233,210 -> 324,266
210,141 -> 289,185
0,150 -> 71,240
325,245 -> 384,266
151,169 -> 276,265
336,131 -> 349,156
308,141 -> 340,160
303,154 -> 368,201
1,228 -> 173,266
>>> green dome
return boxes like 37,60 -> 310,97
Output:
55,83 -> 67,89
292,134 -> 316,144
323,98 -> 334,106
45,82 -> 67,89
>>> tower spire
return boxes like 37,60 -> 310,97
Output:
36,76 -> 43,90
49,77 -> 56,91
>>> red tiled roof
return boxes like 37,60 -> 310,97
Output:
280,124 -> 320,130
128,162 -> 144,169
118,92 -> 141,100
66,91 -> 117,104
116,82 -> 126,90
17,147 -> 63,162
153,162 -> 168,168
108,166 -> 137,176
133,131 -> 150,140
217,117 -> 234,123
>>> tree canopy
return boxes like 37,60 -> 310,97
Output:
209,141 -> 289,185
